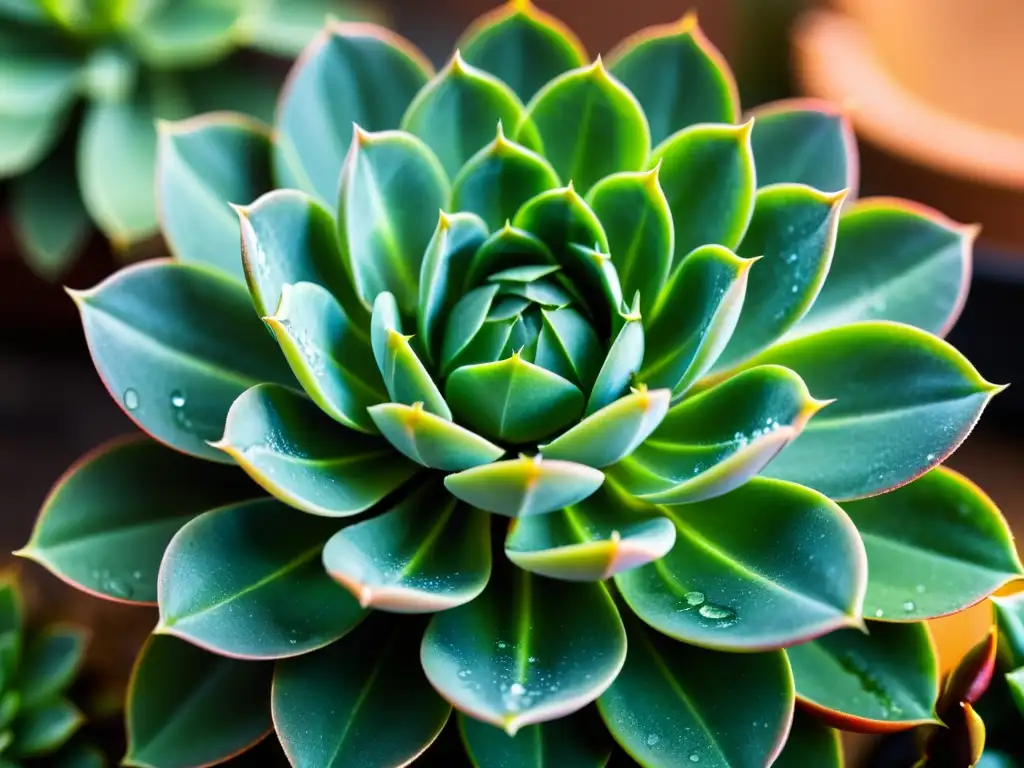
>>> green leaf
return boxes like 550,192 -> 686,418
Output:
748,99 -> 858,194
459,706 -> 612,768
125,635 -> 272,768
787,621 -> 940,731
0,579 -> 21,676
586,299 -> 643,416
451,123 -> 561,232
714,184 -> 845,370
273,615 -> 450,768
71,261 -> 295,462
0,108 -> 63,178
441,285 -> 502,375
585,168 -> 673,319
598,610 -> 793,768
446,355 -> 584,444
0,0 -> 47,24
774,709 -> 843,768
215,383 -> 416,518
534,307 -> 603,390
323,481 -> 490,612
465,224 -> 555,289
53,743 -> 106,768
978,752 -> 1016,768
338,128 -> 450,315
370,292 -> 452,419
129,0 -> 243,67
616,477 -> 867,651
790,198 -> 975,339
368,402 -> 504,471
733,321 -> 1002,500
1007,668 -> 1024,720
505,482 -> 675,581
157,498 -> 364,659
642,245 -> 753,397
421,565 -> 626,736
457,1 -> 587,103
651,121 -> 756,262
19,436 -> 254,604
18,627 -> 86,709
243,0 -> 357,57
608,14 -> 739,146
273,21 -> 433,204
843,467 -> 1021,621
993,592 -> 1024,668
520,59 -> 649,194
11,699 -> 81,757
446,455 -> 604,519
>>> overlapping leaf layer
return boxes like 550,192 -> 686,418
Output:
22,2 -> 1018,766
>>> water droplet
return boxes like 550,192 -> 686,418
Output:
170,390 -> 195,433
926,453 -> 935,462
458,669 -> 471,679
784,252 -> 797,264
105,577 -> 133,599
132,570 -> 143,580
123,388 -> 140,411
837,651 -> 904,718
171,390 -> 186,408
528,656 -> 537,663
903,600 -> 916,612
684,591 -> 705,607
510,682 -> 525,696
790,284 -> 799,293
699,603 -> 735,621
646,734 -> 659,747
915,584 -> 927,594
689,753 -> 701,763
874,609 -> 884,618
496,641 -> 507,649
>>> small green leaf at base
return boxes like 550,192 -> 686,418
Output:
18,626 -> 87,709
11,699 -> 82,758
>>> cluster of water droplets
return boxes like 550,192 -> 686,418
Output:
838,651 -> 905,719
91,567 -> 145,599
730,416 -> 783,450
122,387 -> 208,437
681,590 -> 736,627
873,584 -> 926,619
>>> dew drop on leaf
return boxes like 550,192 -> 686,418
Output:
903,600 -> 916,612
689,753 -> 700,763
646,733 -> 659,747
915,584 -> 926,594
698,603 -> 735,621
123,388 -> 139,411
684,591 -> 705,607
874,609 -> 884,618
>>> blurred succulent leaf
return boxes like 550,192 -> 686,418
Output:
11,698 -> 81,757
178,56 -> 282,124
774,709 -> 843,768
465,225 -> 555,289
533,307 -> 603,391
992,593 -> 1024,668
0,28 -> 77,113
130,0 -> 243,68
157,498 -> 364,659
586,300 -> 643,416
1006,668 -> 1024,719
18,626 -> 87,709
0,109 -> 64,178
125,635 -> 272,768
0,0 -> 48,23
244,0 -> 362,58
368,402 -> 503,471
459,706 -> 612,768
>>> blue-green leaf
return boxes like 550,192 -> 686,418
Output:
368,402 -> 504,471
459,707 -> 612,768
587,298 -> 644,416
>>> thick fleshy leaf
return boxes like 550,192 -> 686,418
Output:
715,183 -> 845,369
598,610 -> 792,768
790,198 -> 975,339
323,480 -> 490,612
521,60 -> 650,194
459,706 -> 612,768
651,121 -> 756,262
0,109 -> 63,178
157,114 -> 273,282
11,698 -> 81,757
53,744 -> 106,768
616,478 -> 867,651
273,21 -> 433,204
585,168 -> 673,319
844,467 -> 1021,622
586,299 -> 643,416
446,455 -> 604,519
337,128 -> 450,315
214,384 -> 416,517
992,592 -> 1024,667
787,621 -> 940,732
733,321 -> 1002,500
451,123 -> 561,232
642,245 -> 753,397
465,225 -> 555,289
157,498 -> 364,659
611,365 -> 822,504
421,566 -> 626,735
125,635 -> 272,768
505,482 -> 675,581
608,13 -> 739,145
274,615 -> 450,767
940,628 -> 997,712
457,1 -> 587,103
446,355 -> 584,444
129,0 -> 242,67
71,260 -> 295,462
18,626 -> 87,708
748,99 -> 858,194
1007,668 -> 1024,719
534,306 -> 603,390
368,402 -> 503,471
774,709 -> 843,768
441,285 -> 501,374
0,27 -> 77,114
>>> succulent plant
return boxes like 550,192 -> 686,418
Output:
20,1 -> 1021,766
0,0 -> 373,279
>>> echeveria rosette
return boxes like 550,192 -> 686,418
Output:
18,2 -> 1021,767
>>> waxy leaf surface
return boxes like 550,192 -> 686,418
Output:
459,706 -> 612,768
773,709 -> 843,768
369,402 -> 504,471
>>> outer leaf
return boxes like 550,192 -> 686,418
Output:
651,121 -> 756,262
446,455 -> 604,519
787,621 -> 940,732
125,635 -> 272,768
323,481 -> 491,612
733,321 -> 1002,500
368,402 -> 503,471
608,13 -> 739,145
715,183 -> 845,370
273,616 -> 450,768
0,109 -> 63,178
18,626 -> 87,708
337,128 -> 450,315
459,706 -> 612,768
273,21 -> 433,204
214,384 -> 416,518
844,467 -> 1022,622
156,114 -> 273,282
157,498 -> 364,659
790,198 -> 975,339
0,28 -> 77,114
773,709 -> 843,768
598,610 -> 793,768
457,1 -> 587,102
70,260 -> 295,462
421,565 -> 626,736
11,699 -> 81,757
521,60 -> 650,194
129,0 -> 242,67
616,478 -> 867,651
586,299 -> 643,416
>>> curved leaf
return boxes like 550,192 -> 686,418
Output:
11,698 -> 82,757
323,482 -> 490,612
156,113 -> 273,282
157,498 -> 364,659
214,384 -> 417,518
459,706 -> 612,768
616,478 -> 867,651
939,628 -> 997,712
774,709 -> 843,768
368,402 -> 503,471
441,285 -> 501,374
273,21 -> 432,204
274,616 -> 450,768
787,621 -> 940,732
71,260 -> 295,462
125,635 -> 272,768
18,626 -> 87,708
465,224 -> 555,289
421,565 -> 626,736
992,592 -> 1024,668
0,108 -> 63,178
130,0 -> 243,68
586,299 -> 644,416
1007,668 -> 1024,719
